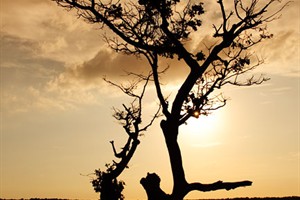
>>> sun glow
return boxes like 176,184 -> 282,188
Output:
192,113 -> 219,131
180,112 -> 222,141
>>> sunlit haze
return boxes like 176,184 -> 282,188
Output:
0,0 -> 299,199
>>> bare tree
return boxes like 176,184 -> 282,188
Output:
53,0 -> 290,199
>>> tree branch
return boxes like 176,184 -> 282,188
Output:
148,53 -> 171,118
187,180 -> 252,193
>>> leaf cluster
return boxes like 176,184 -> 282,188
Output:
91,169 -> 125,200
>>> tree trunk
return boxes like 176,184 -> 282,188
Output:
140,119 -> 187,200
161,119 -> 188,200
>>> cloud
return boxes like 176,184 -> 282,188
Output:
1,0 -> 102,64
257,30 -> 300,77
1,34 -> 63,67
1,31 -> 157,114
248,1 -> 300,77
46,44 -> 192,89
276,151 -> 300,162
2,0 -> 298,115
0,33 -> 103,114
0,34 -> 66,93
0,0 -> 112,114
1,80 -> 104,115
75,48 -> 149,80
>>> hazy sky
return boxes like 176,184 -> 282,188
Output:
0,0 -> 299,199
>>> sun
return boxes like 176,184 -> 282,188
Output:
192,114 -> 218,132
180,112 -> 221,137
192,110 -> 200,118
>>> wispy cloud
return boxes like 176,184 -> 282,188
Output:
276,151 -> 300,161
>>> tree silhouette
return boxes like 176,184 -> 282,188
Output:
91,71 -> 161,200
54,0 -> 290,199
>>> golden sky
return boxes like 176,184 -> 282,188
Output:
0,0 -> 299,199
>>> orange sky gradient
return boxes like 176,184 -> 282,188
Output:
0,0 -> 299,200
